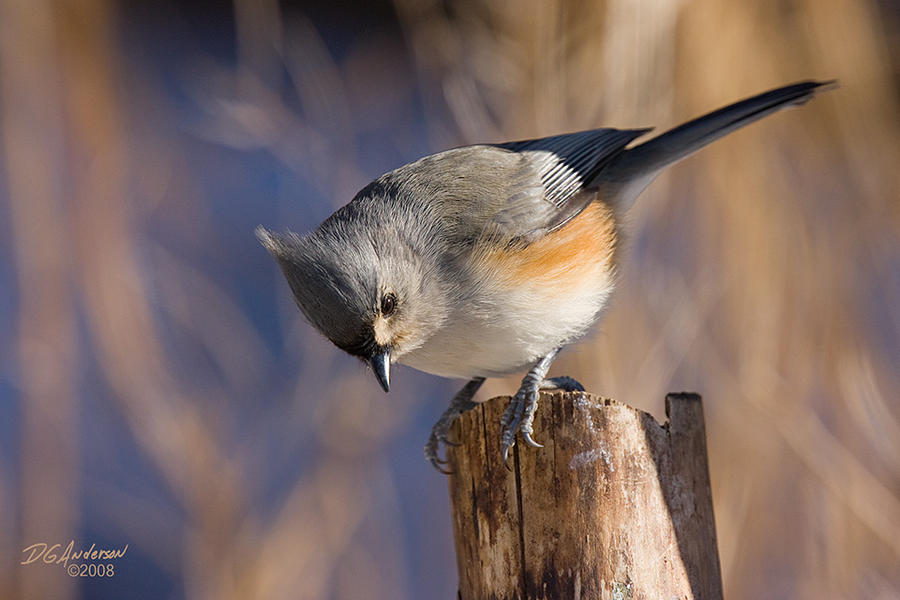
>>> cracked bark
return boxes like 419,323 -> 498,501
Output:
447,391 -> 723,600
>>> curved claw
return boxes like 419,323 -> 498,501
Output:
522,431 -> 543,448
426,428 -> 465,472
430,458 -> 453,475
502,443 -> 513,471
424,436 -> 449,470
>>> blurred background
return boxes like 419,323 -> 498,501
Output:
1,0 -> 898,598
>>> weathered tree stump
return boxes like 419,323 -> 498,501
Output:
447,391 -> 723,600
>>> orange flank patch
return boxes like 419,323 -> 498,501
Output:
479,200 -> 619,293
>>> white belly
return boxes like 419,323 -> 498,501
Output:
399,261 -> 616,379
400,201 -> 620,379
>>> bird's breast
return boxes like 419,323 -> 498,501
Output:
400,201 -> 620,379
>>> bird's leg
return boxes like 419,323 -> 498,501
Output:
425,377 -> 485,473
500,348 -> 581,465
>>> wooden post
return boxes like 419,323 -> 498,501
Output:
447,391 -> 723,600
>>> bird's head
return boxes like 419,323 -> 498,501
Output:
257,202 -> 447,392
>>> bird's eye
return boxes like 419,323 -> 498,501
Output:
380,293 -> 397,317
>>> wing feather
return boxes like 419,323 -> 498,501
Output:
373,128 -> 651,246
491,128 -> 650,239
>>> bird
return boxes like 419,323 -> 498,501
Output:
257,80 -> 833,472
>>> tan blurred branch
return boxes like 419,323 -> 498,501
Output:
52,1 -> 252,597
0,1 -> 78,599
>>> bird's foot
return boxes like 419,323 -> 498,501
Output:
499,382 -> 542,466
424,377 -> 484,474
499,349 -> 565,466
424,415 -> 462,475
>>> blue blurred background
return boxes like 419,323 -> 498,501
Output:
1,1 -> 899,599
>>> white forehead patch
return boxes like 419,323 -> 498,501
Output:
373,316 -> 391,346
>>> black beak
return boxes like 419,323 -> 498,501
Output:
369,348 -> 391,393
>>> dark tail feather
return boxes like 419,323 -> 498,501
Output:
602,80 -> 835,207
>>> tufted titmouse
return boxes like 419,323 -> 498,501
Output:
258,81 -> 833,471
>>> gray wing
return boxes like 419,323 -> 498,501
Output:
489,127 -> 651,242
374,127 -> 650,246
